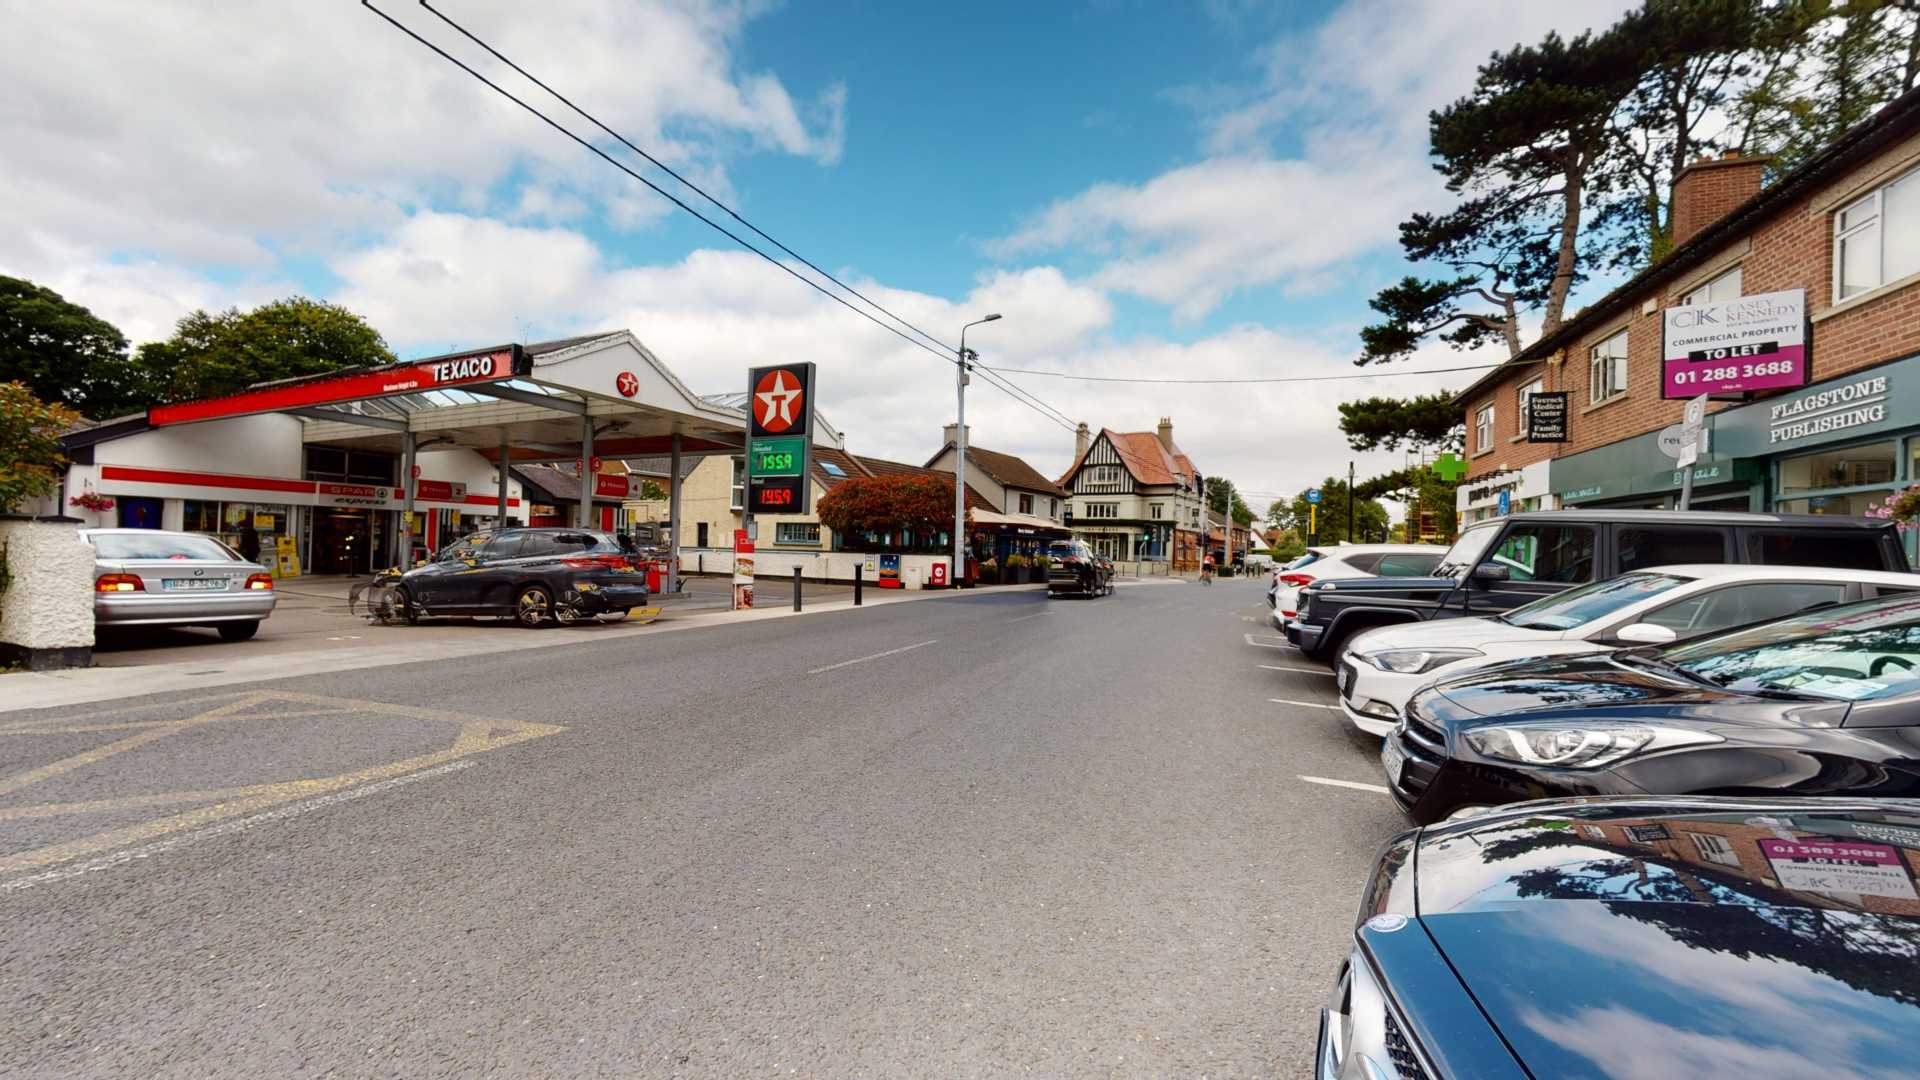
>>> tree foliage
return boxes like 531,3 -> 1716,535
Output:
815,475 -> 960,539
638,479 -> 669,501
0,382 -> 81,515
1337,392 -> 1465,453
1736,0 -> 1920,172
0,275 -> 155,420
137,297 -> 396,402
1274,479 -> 1390,545
1205,476 -> 1255,525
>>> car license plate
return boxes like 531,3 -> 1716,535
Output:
162,578 -> 226,591
1380,740 -> 1406,786
1337,663 -> 1353,696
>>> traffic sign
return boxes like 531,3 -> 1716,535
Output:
1676,394 -> 1708,468
1306,488 -> 1322,505
1497,489 -> 1511,515
748,362 -> 815,438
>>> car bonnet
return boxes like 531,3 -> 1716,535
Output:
1413,800 -> 1920,1078
1350,615 -> 1549,655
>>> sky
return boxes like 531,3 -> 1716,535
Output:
2,0 -> 1636,511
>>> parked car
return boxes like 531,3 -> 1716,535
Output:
1337,564 -> 1920,736
1381,590 -> 1920,824
1045,539 -> 1114,598
1317,796 -> 1920,1080
1267,544 -> 1445,629
83,528 -> 277,641
395,528 -> 649,627
1289,510 -> 1910,663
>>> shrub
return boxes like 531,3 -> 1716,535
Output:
0,382 -> 80,515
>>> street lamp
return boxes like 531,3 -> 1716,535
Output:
955,313 -> 1002,584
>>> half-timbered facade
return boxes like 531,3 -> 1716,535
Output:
1057,418 -> 1206,573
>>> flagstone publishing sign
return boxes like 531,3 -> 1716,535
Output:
1662,288 -> 1809,399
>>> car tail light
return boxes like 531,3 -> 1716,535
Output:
96,574 -> 144,592
245,573 -> 274,590
1280,573 -> 1315,588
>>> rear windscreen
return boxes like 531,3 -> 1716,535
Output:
90,533 -> 239,561
1748,531 -> 1890,572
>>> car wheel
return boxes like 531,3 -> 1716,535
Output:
396,586 -> 420,625
217,621 -> 260,642
514,585 -> 553,628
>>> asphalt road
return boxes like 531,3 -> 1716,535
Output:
0,577 -> 1408,1077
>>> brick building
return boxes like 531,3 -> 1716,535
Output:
1456,86 -> 1920,547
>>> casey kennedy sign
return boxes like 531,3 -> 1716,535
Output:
1662,288 -> 1808,398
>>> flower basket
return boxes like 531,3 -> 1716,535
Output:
69,491 -> 115,513
978,558 -> 1001,585
1869,487 -> 1920,532
1004,554 -> 1029,583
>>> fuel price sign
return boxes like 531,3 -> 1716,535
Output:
751,436 -> 806,477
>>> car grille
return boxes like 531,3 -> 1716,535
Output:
1383,1010 -> 1430,1080
1392,713 -> 1448,802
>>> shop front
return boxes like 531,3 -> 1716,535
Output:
1457,460 -> 1554,523
1552,427 -> 1764,512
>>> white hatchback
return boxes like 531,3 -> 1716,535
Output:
1268,544 -> 1446,630
1335,563 -> 1920,736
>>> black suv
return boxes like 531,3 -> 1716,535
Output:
1287,510 -> 1910,663
1045,540 -> 1115,598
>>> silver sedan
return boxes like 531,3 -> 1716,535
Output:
83,528 -> 278,641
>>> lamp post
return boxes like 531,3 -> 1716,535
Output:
955,314 -> 1002,584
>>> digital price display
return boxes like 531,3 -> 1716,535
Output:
751,436 -> 806,477
748,474 -> 807,514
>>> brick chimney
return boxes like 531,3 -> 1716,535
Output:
943,422 -> 970,449
1156,416 -> 1175,452
1074,421 -> 1090,460
1670,150 -> 1768,249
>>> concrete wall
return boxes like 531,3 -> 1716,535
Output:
0,519 -> 95,668
681,548 -> 956,588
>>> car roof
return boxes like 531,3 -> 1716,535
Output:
1309,544 -> 1446,555
1473,509 -> 1893,529
79,528 -> 224,537
1635,564 -> 1920,585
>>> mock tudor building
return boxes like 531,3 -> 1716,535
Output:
1057,418 -> 1206,573
1456,86 -> 1920,557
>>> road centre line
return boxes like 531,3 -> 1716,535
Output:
1259,664 -> 1333,676
807,639 -> 939,675
1009,610 -> 1052,622
1270,698 -> 1341,711
0,760 -> 476,893
1298,775 -> 1391,795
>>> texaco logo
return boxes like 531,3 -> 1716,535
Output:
753,368 -> 804,434
615,371 -> 640,398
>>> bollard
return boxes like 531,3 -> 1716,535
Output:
793,565 -> 802,612
853,565 -> 863,606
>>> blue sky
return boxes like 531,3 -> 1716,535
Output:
3,0 -> 1632,499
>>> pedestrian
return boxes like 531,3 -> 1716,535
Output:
237,520 -> 263,564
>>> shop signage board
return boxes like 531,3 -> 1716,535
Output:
1714,362 -> 1906,458
316,482 -> 397,509
1661,288 -> 1808,398
149,344 -> 529,426
745,362 -> 817,515
1759,837 -> 1918,900
1525,392 -> 1569,442
594,473 -> 630,499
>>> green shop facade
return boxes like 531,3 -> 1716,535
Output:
1553,351 -> 1918,550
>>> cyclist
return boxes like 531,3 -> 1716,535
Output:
1201,552 -> 1215,585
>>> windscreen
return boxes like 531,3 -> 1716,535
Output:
90,533 -> 240,561
1502,572 -> 1690,630
1433,525 -> 1499,579
1666,592 -> 1920,700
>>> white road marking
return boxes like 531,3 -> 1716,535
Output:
1010,610 -> 1052,622
0,759 -> 476,892
1269,698 -> 1341,711
1259,664 -> 1333,676
1298,775 -> 1390,795
807,639 -> 939,675
1244,633 -> 1290,650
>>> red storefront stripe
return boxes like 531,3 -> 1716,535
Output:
148,347 -> 521,426
100,465 -> 316,495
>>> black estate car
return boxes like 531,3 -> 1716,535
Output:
1289,510 -> 1908,663
1319,797 -> 1920,1079
1046,539 -> 1114,598
1384,590 -> 1920,824
396,528 -> 649,626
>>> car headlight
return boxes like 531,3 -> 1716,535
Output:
1461,722 -> 1721,769
1359,647 -> 1484,674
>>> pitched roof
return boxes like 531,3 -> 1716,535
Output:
852,455 -> 997,512
927,444 -> 1070,497
811,446 -> 866,492
1060,428 -> 1200,489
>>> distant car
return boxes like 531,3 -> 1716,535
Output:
1337,564 -> 1920,736
395,527 -> 649,627
1268,545 -> 1444,630
83,528 -> 277,641
1383,590 -> 1920,824
1045,540 -> 1114,598
1318,796 -> 1920,1080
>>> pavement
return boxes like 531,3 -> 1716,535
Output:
0,576 -> 1405,1077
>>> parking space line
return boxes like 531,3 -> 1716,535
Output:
807,639 -> 938,675
1259,664 -> 1333,676
1269,698 -> 1340,711
1244,633 -> 1290,649
1009,610 -> 1051,622
1299,775 -> 1390,795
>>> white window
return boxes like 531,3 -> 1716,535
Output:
1049,498 -> 1057,517
1474,404 -> 1494,451
1083,464 -> 1123,489
1083,502 -> 1119,519
774,522 -> 820,545
1150,503 -> 1164,519
1018,493 -> 1033,514
729,458 -> 744,511
1517,378 -> 1544,432
1687,831 -> 1741,867
1589,328 -> 1629,403
1681,265 -> 1742,306
1836,167 -> 1920,300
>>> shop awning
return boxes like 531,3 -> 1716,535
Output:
972,509 -> 1071,536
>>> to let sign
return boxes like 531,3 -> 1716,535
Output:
1662,288 -> 1808,398
1526,392 -> 1569,442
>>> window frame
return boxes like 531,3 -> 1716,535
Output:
1516,377 -> 1545,434
1474,403 -> 1495,452
1589,328 -> 1629,404
1680,265 -> 1743,307
774,522 -> 821,546
729,457 -> 745,511
1834,165 -> 1918,302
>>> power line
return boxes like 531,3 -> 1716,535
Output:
976,357 -> 1551,385
369,2 -> 1085,436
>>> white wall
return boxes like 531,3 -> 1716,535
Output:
93,414 -> 306,478
415,448 -> 523,503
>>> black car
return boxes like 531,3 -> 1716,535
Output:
1383,591 -> 1920,824
396,528 -> 649,626
1319,797 -> 1920,1079
1289,510 -> 1909,663
1045,540 -> 1114,598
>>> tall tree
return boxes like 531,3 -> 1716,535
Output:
1737,0 -> 1920,172
138,297 -> 396,402
0,276 -> 155,420
1337,393 -> 1464,454
1277,478 -> 1389,545
1205,476 -> 1255,525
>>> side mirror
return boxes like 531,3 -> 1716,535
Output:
1614,622 -> 1678,646
1471,563 -> 1510,584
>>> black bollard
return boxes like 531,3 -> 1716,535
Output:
853,565 -> 863,606
793,566 -> 803,611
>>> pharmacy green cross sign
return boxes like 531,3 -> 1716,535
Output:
1432,453 -> 1469,483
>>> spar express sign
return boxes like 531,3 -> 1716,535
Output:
1662,288 -> 1808,398
150,344 -> 530,426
